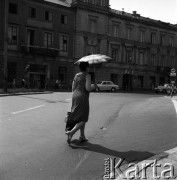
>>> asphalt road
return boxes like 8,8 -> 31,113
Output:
0,92 -> 177,180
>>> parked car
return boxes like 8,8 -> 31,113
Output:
91,81 -> 119,92
154,84 -> 176,94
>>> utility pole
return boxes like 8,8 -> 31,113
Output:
3,0 -> 8,92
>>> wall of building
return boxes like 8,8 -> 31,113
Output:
0,0 -> 76,89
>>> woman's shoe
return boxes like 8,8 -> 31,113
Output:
78,136 -> 88,143
65,131 -> 73,145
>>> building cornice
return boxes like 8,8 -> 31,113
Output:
71,1 -> 109,15
109,9 -> 177,32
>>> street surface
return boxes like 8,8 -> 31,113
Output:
0,92 -> 177,180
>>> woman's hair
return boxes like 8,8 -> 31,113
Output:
79,62 -> 89,71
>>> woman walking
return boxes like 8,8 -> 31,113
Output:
65,62 -> 97,144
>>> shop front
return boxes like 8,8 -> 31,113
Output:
27,64 -> 47,89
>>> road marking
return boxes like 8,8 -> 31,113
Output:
65,98 -> 71,101
12,105 -> 45,115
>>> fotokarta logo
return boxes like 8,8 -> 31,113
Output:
104,158 -> 176,179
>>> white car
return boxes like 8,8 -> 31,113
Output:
154,84 -> 176,94
91,81 -> 119,92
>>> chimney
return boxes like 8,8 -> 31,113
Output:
132,11 -> 140,17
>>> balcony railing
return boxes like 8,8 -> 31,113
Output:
21,45 -> 59,57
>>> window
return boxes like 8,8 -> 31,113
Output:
9,3 -> 18,14
140,30 -> 145,42
160,34 -> 165,45
29,7 -> 36,18
169,37 -> 174,47
45,11 -> 53,21
139,52 -> 144,65
90,19 -> 96,33
27,29 -> 35,46
8,26 -> 18,45
112,25 -> 119,37
60,34 -> 69,54
61,15 -> 68,25
44,32 -> 53,47
100,0 -> 105,6
111,48 -> 118,62
126,51 -> 132,64
151,32 -> 156,44
150,54 -> 156,66
127,28 -> 132,40
161,55 -> 165,67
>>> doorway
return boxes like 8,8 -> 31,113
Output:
122,74 -> 132,90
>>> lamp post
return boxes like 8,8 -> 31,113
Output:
3,0 -> 8,92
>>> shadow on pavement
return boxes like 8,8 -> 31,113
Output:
70,140 -> 155,163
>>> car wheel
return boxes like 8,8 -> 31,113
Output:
111,87 -> 116,92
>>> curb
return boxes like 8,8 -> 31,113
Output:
114,147 -> 177,180
0,91 -> 54,97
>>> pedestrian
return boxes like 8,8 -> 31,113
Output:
170,84 -> 174,98
21,78 -> 26,88
55,79 -> 59,90
65,62 -> 98,144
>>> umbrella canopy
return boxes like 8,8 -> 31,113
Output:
74,54 -> 111,65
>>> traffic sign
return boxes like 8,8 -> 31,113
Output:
170,72 -> 176,77
171,68 -> 176,73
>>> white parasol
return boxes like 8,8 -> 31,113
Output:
74,54 -> 111,65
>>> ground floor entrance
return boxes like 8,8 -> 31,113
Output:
122,74 -> 133,90
29,73 -> 45,89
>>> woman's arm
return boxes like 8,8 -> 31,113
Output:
72,76 -> 76,92
85,74 -> 92,92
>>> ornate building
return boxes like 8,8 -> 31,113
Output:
71,0 -> 177,90
1,0 -> 177,90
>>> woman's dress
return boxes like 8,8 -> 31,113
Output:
70,72 -> 90,123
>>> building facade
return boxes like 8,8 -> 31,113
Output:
71,0 -> 177,90
0,0 -> 75,89
0,0 -> 177,90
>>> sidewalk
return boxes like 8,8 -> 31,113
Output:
115,147 -> 177,180
0,88 -> 54,97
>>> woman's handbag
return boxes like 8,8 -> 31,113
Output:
65,112 -> 76,132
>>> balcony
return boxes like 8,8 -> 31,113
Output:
21,45 -> 59,57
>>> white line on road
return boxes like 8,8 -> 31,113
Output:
12,105 -> 45,115
65,98 -> 71,101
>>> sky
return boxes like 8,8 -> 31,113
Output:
109,0 -> 177,24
